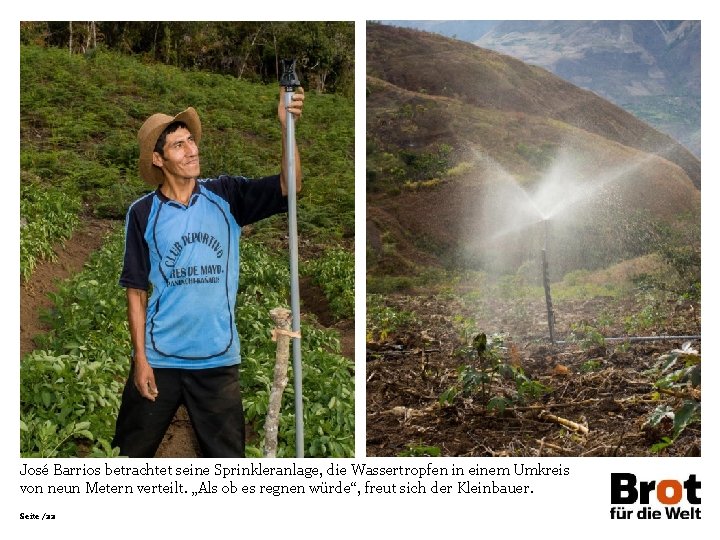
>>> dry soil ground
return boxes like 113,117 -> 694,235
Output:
366,290 -> 701,457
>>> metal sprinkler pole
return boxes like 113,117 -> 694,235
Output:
541,219 -> 556,345
280,59 -> 303,457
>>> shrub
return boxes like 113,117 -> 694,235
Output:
304,247 -> 354,320
20,177 -> 81,281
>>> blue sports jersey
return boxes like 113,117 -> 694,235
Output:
119,175 -> 287,369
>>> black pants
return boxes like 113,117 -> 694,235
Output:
112,364 -> 245,458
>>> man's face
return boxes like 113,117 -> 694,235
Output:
153,127 -> 200,182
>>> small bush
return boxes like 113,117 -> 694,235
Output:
20,177 -> 81,281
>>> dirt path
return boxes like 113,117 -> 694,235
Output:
20,217 -> 118,357
300,276 -> 355,360
21,221 -> 354,458
18,216 -> 198,458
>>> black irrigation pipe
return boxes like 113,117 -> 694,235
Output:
554,335 -> 701,345
539,222 -> 700,348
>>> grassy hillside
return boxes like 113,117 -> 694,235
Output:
21,44 -> 353,240
20,44 -> 355,457
365,25 -> 700,458
367,23 -> 699,188
366,24 -> 700,282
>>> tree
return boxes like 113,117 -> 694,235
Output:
24,22 -> 355,97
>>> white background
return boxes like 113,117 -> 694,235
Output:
6,1 -> 717,537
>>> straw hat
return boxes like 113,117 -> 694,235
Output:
138,107 -> 202,185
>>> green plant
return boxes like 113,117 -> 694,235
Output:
366,295 -> 416,342
624,297 -> 665,335
568,321 -> 606,349
580,359 -> 603,373
442,333 -> 550,410
615,341 -> 632,353
20,416 -> 96,458
21,230 -> 135,456
654,218 -> 700,301
453,314 -> 478,344
398,444 -> 442,457
20,178 -> 81,281
304,247 -> 354,319
234,241 -> 354,458
398,143 -> 453,182
644,342 -> 701,452
21,230 -> 354,458
21,43 -> 353,243
514,375 -> 551,403
630,215 -> 700,303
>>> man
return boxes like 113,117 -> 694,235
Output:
112,87 -> 304,458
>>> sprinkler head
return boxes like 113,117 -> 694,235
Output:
541,218 -> 550,250
280,59 -> 300,90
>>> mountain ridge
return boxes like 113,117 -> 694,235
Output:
366,23 -> 700,277
382,20 -> 700,157
368,23 -> 699,188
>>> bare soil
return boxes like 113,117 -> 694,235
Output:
21,219 -> 354,458
366,291 -> 701,457
20,216 -> 117,357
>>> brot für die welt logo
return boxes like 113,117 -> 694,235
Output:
610,473 -> 701,520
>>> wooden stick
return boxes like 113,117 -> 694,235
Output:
367,348 -> 440,358
656,387 -> 701,400
263,308 -> 292,458
538,410 -> 589,434
506,399 -> 599,412
535,438 -> 566,453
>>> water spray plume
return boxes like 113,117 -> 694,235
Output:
463,143 -> 691,270
458,137 -> 699,345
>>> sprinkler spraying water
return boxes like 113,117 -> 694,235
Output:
465,147 -> 700,346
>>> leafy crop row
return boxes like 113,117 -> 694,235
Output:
235,242 -> 354,457
20,228 -> 354,458
21,44 -> 354,238
20,41 -> 355,457
21,231 -> 129,457
304,248 -> 355,320
20,175 -> 81,281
